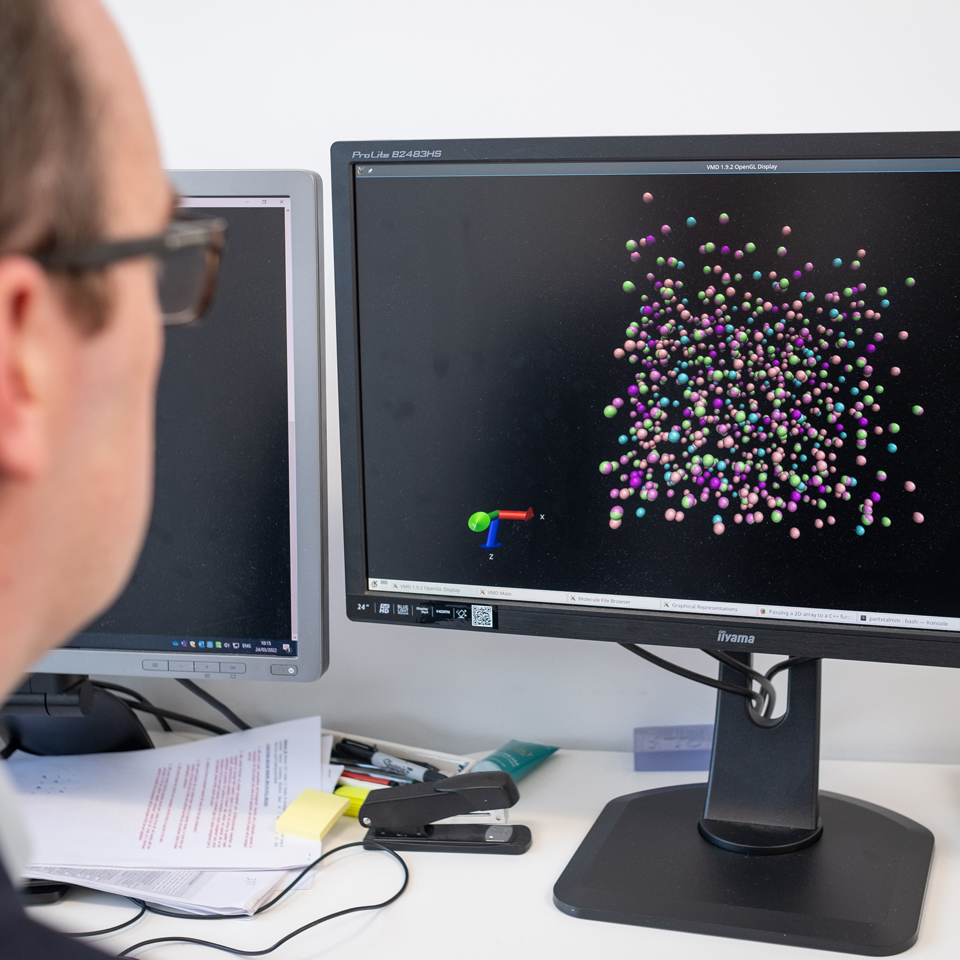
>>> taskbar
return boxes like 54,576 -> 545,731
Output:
69,632 -> 299,656
367,578 -> 960,634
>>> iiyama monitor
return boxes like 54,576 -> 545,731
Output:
34,169 -> 327,682
332,133 -> 960,953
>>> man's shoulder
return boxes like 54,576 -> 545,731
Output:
0,865 -> 108,959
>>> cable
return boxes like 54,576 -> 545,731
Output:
176,679 -> 251,731
619,642 -> 766,712
702,650 -> 779,725
99,695 -> 230,737
91,682 -> 172,733
765,656 -> 815,681
115,842 -> 409,958
619,643 -> 818,728
64,900 -> 147,938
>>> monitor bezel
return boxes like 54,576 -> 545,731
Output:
333,133 -> 960,669
35,169 -> 328,682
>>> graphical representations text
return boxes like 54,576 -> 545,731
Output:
600,193 -> 924,540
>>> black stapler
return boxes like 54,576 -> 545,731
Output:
358,770 -> 532,854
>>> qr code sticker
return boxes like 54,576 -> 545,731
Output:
471,605 -> 494,628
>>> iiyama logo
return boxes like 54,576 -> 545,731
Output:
717,628 -> 755,644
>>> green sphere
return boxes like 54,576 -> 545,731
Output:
468,512 -> 491,533
745,242 -> 756,253
881,517 -> 892,527
706,242 -> 716,253
889,423 -> 900,433
912,405 -> 924,415
603,405 -> 618,418
626,240 -> 638,252
905,277 -> 916,287
877,286 -> 888,296
622,281 -> 636,293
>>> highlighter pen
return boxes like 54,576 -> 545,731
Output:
334,738 -> 446,782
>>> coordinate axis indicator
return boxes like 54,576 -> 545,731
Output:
468,508 -> 534,549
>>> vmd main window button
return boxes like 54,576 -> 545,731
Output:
220,662 -> 246,674
194,661 -> 220,673
271,664 -> 297,675
142,659 -> 168,671
169,660 -> 195,672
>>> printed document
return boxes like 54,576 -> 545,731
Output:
8,717 -> 326,871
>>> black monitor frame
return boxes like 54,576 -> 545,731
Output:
332,132 -> 960,670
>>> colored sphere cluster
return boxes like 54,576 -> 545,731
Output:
602,196 -> 923,539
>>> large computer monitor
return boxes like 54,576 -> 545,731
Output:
32,169 -> 327,683
332,133 -> 960,953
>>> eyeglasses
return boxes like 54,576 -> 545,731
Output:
36,217 -> 227,326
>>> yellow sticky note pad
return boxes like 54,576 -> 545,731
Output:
275,789 -> 350,840
334,784 -> 371,818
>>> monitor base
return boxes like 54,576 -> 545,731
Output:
554,782 -> 933,956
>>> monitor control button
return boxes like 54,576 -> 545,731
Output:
219,662 -> 246,674
193,661 -> 221,674
270,664 -> 298,676
169,660 -> 195,672
142,659 -> 168,671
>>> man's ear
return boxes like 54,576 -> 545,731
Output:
0,256 -> 54,481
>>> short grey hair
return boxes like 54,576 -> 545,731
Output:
0,0 -> 107,332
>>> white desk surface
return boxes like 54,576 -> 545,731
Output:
26,749 -> 960,959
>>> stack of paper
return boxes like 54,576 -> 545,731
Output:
6,717 -> 344,915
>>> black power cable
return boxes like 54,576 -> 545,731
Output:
64,900 -> 147,938
114,842 -> 409,958
619,642 -> 817,728
702,650 -> 779,725
91,682 -> 172,732
176,679 -> 251,731
89,686 -> 229,737
619,643 -> 766,712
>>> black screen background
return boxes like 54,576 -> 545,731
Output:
355,170 -> 960,617
74,205 -> 292,645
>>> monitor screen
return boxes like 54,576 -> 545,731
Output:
36,171 -> 326,681
334,137 -> 960,663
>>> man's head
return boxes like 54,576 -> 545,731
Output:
0,0 -> 171,693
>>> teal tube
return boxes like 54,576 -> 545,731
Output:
471,739 -> 559,781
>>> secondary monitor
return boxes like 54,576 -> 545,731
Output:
34,169 -> 326,683
333,133 -> 960,953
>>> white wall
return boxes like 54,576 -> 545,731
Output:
101,0 -> 960,763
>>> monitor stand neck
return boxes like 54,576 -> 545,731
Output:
700,653 -> 822,854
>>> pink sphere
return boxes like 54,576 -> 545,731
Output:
790,527 -> 800,539
913,512 -> 924,524
713,522 -> 725,535
643,192 -> 653,204
665,508 -> 676,521
609,519 -> 622,529
905,481 -> 916,492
